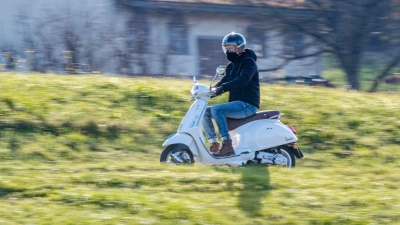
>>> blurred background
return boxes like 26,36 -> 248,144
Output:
1,0 -> 400,92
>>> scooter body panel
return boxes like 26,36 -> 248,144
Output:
230,119 -> 298,154
190,135 -> 255,167
162,133 -> 199,156
178,98 -> 207,131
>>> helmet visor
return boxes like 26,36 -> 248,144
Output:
222,44 -> 237,53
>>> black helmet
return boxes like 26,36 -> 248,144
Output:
222,32 -> 246,53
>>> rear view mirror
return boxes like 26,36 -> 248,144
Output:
216,65 -> 226,75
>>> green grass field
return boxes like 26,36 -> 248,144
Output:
321,65 -> 400,92
1,73 -> 400,224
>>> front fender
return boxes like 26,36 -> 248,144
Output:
162,133 -> 199,156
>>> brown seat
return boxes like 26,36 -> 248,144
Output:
226,110 -> 280,131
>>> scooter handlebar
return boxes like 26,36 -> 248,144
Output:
209,87 -> 218,98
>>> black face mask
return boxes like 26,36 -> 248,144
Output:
226,51 -> 239,62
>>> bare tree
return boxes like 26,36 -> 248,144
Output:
33,12 -> 62,72
126,11 -> 150,75
263,0 -> 400,90
12,1 -> 118,74
53,2 -> 111,73
14,8 -> 39,71
111,36 -> 135,75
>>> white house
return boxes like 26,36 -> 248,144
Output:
0,0 -> 322,78
115,0 -> 322,78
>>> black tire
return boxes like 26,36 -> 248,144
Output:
277,146 -> 296,168
160,144 -> 194,165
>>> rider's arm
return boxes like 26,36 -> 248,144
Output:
219,59 -> 257,91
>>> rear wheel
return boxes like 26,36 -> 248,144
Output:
277,146 -> 296,168
160,144 -> 194,165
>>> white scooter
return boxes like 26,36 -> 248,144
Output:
160,66 -> 304,168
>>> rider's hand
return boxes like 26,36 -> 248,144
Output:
214,86 -> 225,96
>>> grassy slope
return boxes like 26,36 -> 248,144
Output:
0,73 -> 400,224
322,68 -> 400,92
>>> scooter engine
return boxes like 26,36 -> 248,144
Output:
255,151 -> 288,166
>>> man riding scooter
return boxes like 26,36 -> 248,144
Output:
203,32 -> 260,157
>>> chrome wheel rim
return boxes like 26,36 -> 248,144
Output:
279,149 -> 292,168
166,150 -> 193,165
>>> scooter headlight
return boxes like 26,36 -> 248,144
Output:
190,85 -> 198,98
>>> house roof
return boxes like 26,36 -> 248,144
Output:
118,0 -> 322,17
152,0 -> 307,8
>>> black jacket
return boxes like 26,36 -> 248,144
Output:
216,49 -> 260,108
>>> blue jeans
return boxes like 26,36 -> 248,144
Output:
202,100 -> 258,142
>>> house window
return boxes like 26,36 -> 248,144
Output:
284,32 -> 304,57
169,20 -> 188,55
247,28 -> 266,58
126,19 -> 149,52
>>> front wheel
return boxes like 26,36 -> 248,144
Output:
160,144 -> 194,165
276,146 -> 296,168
